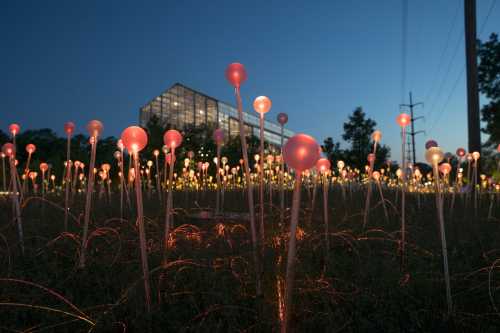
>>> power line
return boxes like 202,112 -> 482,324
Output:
423,3 -> 461,105
429,67 -> 465,134
401,0 -> 408,104
428,0 -> 496,133
479,0 -> 497,37
425,32 -> 464,123
428,0 -> 497,133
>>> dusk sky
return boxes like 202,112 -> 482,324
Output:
1,0 -> 499,163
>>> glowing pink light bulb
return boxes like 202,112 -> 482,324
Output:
64,122 -> 75,135
86,120 -> 103,138
396,113 -> 411,127
277,113 -> 288,126
121,126 -> 148,154
225,63 -> 247,88
40,162 -> 48,173
26,144 -> 36,154
213,128 -> 225,145
316,158 -> 331,174
425,140 -> 438,149
163,130 -> 183,149
253,96 -> 272,115
456,148 -> 466,157
372,130 -> 382,143
283,134 -> 320,172
2,143 -> 15,157
439,163 -> 451,175
9,123 -> 20,136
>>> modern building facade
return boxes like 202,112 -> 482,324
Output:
139,83 -> 294,147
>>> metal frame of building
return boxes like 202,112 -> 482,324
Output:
139,83 -> 294,146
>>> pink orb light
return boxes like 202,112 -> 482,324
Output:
121,126 -> 148,154
40,163 -> 49,173
26,144 -> 36,154
372,130 -> 382,142
425,140 -> 438,149
253,96 -> 272,115
213,128 -> 225,145
277,113 -> 288,126
439,163 -> 451,175
456,148 -> 466,157
225,63 -> 247,88
425,147 -> 444,165
86,120 -> 103,138
316,158 -> 331,174
64,122 -> 75,135
367,153 -> 375,163
283,134 -> 320,172
2,143 -> 15,157
396,113 -> 411,127
117,139 -> 124,150
163,129 -> 182,149
9,123 -> 20,136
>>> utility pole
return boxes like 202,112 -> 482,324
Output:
400,92 -> 424,165
464,0 -> 481,154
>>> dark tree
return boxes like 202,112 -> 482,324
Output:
478,33 -> 500,147
0,130 -> 9,145
340,107 -> 390,170
143,115 -> 166,158
222,135 -> 262,171
321,137 -> 344,165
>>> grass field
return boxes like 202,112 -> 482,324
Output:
1,186 -> 500,332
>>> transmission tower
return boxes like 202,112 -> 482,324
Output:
400,92 -> 424,165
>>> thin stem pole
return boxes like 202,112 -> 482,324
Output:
215,145 -> 221,215
79,137 -> 98,268
234,87 -> 260,296
163,148 -> 176,266
259,113 -> 265,244
283,174 -> 302,333
2,157 -> 6,192
280,124 -> 285,225
64,134 -> 71,231
433,163 -> 453,315
400,127 -> 407,269
9,157 -> 23,255
133,154 -> 151,312
322,174 -> 330,256
155,155 -> 162,202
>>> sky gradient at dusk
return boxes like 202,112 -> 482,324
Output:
1,0 -> 499,163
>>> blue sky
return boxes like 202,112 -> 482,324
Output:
1,0 -> 499,163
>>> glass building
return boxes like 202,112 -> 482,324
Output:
139,83 -> 294,147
